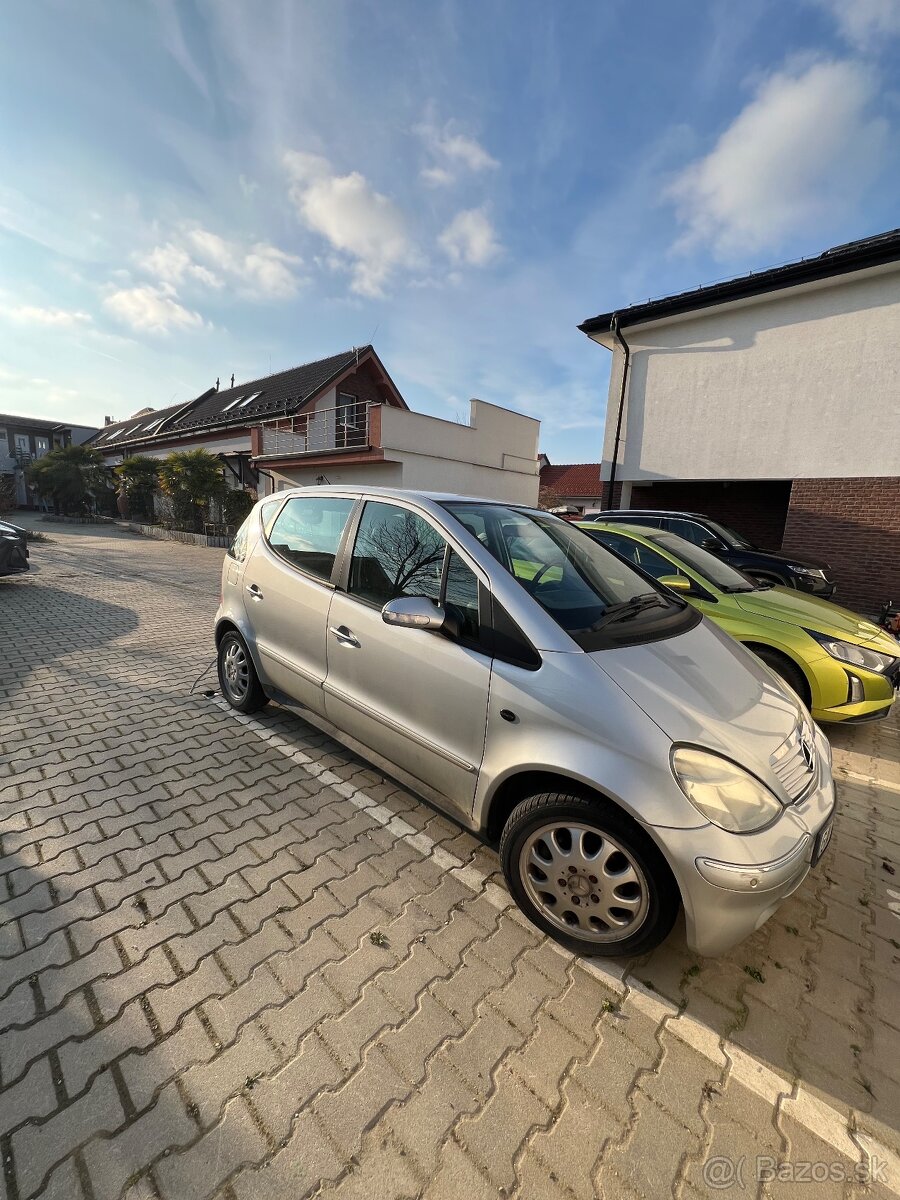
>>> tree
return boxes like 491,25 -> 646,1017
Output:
158,449 -> 226,532
115,455 -> 161,521
27,444 -> 108,515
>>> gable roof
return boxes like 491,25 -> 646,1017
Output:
90,347 -> 397,453
90,399 -> 196,447
0,413 -> 66,432
579,227 -> 900,336
169,347 -> 370,432
540,462 -> 603,497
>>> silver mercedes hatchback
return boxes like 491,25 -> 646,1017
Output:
215,486 -> 836,958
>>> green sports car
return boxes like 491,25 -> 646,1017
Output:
578,521 -> 899,724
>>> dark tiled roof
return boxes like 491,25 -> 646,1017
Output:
540,463 -> 603,496
89,400 -> 195,447
0,413 -> 66,432
580,227 -> 900,334
169,347 -> 370,432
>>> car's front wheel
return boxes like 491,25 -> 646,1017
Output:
217,630 -> 268,713
500,792 -> 679,957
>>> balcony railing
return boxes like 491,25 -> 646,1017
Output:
257,401 -> 373,458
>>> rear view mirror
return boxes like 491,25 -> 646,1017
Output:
382,596 -> 447,632
658,574 -> 691,593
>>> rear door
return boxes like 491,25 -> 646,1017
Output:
323,499 -> 491,815
242,494 -> 356,716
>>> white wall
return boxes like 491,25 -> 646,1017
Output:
101,431 -> 251,466
600,262 -> 900,482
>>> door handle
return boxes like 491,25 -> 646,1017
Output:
246,584 -> 264,600
329,625 -> 360,648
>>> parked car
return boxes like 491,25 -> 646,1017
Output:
0,518 -> 29,576
580,521 -> 899,724
216,487 -> 836,959
583,509 -> 836,597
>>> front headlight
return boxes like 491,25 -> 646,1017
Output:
788,565 -> 824,578
806,630 -> 894,673
671,747 -> 783,833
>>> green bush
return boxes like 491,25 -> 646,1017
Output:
224,489 -> 254,528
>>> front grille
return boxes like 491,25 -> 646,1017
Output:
770,722 -> 817,802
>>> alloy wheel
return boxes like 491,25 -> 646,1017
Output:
222,640 -> 250,702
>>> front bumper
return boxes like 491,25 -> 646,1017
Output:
661,732 -> 836,957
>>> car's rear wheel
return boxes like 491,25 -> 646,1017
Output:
500,792 -> 679,957
217,631 -> 267,713
753,647 -> 811,708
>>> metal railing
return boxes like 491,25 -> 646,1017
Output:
258,401 -> 373,458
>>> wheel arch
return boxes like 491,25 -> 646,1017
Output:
743,641 -> 813,708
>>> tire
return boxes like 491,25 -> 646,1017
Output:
499,792 -> 680,957
217,631 -> 268,713
753,647 -> 811,708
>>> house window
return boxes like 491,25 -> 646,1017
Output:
336,392 -> 363,448
35,436 -> 50,459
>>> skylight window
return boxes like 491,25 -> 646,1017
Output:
238,391 -> 262,408
105,429 -> 123,442
222,396 -> 244,412
143,417 -> 165,434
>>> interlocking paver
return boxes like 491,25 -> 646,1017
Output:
2,517 -> 899,1200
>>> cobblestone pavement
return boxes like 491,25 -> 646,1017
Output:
1,517 -> 899,1200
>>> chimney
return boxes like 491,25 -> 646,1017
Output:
230,374 -> 235,388
215,377 -> 220,391
104,415 -> 115,425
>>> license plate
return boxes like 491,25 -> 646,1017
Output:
812,818 -> 834,866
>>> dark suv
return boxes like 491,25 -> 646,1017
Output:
586,510 -> 836,598
0,519 -> 29,577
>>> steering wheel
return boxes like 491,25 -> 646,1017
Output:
530,562 -> 557,587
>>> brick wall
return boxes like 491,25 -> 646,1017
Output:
781,477 -> 900,614
337,365 -> 384,407
625,480 -> 793,549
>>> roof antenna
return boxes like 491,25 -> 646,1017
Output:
230,373 -> 235,388
215,377 -> 220,391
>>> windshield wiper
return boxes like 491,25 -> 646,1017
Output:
589,593 -> 667,631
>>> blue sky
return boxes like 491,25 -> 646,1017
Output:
2,0 -> 899,460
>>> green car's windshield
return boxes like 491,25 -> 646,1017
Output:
647,531 -> 759,592
443,502 -> 695,649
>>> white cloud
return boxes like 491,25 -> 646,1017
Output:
1,304 -> 92,326
417,121 -> 498,186
439,208 -> 501,266
102,284 -> 206,334
283,151 -> 419,297
667,59 -> 888,258
138,230 -> 302,299
814,0 -> 900,48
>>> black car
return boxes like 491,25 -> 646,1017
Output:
584,509 -> 836,598
0,519 -> 30,576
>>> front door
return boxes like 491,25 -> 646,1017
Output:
243,493 -> 356,717
323,499 -> 491,814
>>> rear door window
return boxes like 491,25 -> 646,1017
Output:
664,517 -> 708,545
265,495 -> 355,582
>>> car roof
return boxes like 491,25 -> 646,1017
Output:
268,484 -> 544,509
578,520 -> 663,540
590,509 -> 713,521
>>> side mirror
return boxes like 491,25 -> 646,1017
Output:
381,596 -> 447,632
658,574 -> 691,593
701,537 -> 726,553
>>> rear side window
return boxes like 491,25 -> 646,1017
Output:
664,517 -> 707,545
228,515 -> 252,562
266,496 -> 355,581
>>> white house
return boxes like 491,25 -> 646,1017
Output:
579,228 -> 900,612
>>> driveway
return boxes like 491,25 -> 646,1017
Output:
2,517 -> 899,1199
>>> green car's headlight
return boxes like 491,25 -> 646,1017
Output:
671,748 -> 783,833
806,630 -> 895,673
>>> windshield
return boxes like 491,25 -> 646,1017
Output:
706,518 -> 754,550
648,531 -> 758,592
443,503 -> 695,649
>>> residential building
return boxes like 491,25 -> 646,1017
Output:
253,398 -> 540,504
579,229 -> 900,612
538,458 -> 603,512
0,413 -> 98,508
92,345 -> 541,508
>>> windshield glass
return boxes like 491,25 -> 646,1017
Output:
443,503 -> 693,649
706,518 -> 754,550
648,531 -> 758,591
